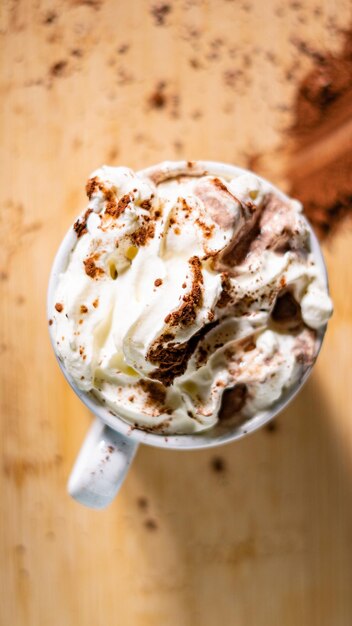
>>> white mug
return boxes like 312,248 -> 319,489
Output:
47,160 -> 329,509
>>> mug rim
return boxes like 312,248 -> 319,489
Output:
47,159 -> 329,450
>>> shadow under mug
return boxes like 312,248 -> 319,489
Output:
47,160 -> 329,509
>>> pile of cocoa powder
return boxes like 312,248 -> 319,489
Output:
289,29 -> 352,239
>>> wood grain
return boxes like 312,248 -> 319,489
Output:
1,1 -> 352,625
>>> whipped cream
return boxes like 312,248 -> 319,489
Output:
50,162 -> 333,434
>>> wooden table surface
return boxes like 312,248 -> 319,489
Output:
1,1 -> 352,624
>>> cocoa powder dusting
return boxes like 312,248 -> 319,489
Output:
106,193 -> 131,218
85,177 -> 131,220
164,256 -> 203,328
139,379 -> 167,412
212,177 -> 231,194
145,256 -> 212,384
147,320 -> 218,386
86,176 -> 99,199
147,338 -> 192,386
73,209 -> 93,238
195,217 -> 214,239
217,273 -> 233,308
83,257 -> 104,279
130,222 -> 155,246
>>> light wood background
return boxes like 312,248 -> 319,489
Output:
1,1 -> 352,624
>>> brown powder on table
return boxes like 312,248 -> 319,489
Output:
117,43 -> 130,55
71,48 -> 83,58
43,11 -> 57,25
288,28 -> 352,238
137,496 -> 148,510
147,81 -> 180,118
72,0 -> 102,9
148,82 -> 167,109
144,519 -> 158,531
150,3 -> 172,26
50,60 -> 68,77
210,456 -> 227,473
265,420 -> 279,434
189,58 -> 202,70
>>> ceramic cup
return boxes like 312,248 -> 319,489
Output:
48,160 -> 329,509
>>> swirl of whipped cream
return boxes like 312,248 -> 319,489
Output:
50,162 -> 333,434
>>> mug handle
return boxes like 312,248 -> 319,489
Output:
67,418 -> 138,509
